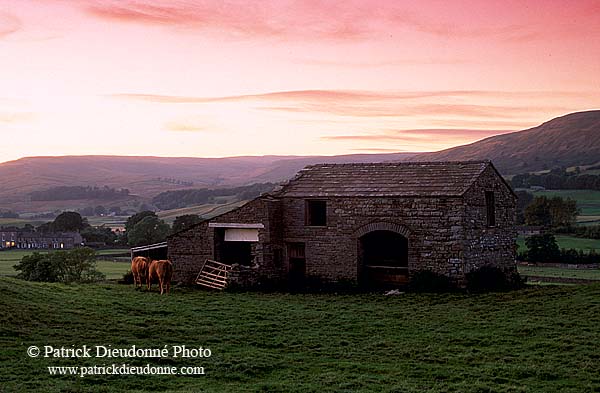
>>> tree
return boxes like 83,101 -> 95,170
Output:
524,196 -> 579,228
127,216 -> 170,247
172,214 -> 202,233
524,196 -> 552,227
52,211 -> 89,232
81,226 -> 117,245
548,197 -> 578,227
125,211 -> 157,234
94,205 -> 107,216
524,234 -> 560,262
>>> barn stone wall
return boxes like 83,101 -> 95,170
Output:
168,197 -> 285,286
462,165 -> 517,281
280,196 -> 467,284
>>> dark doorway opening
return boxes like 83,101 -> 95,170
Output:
287,243 -> 306,290
214,229 -> 254,266
359,230 -> 408,287
220,242 -> 252,265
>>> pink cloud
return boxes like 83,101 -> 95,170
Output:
0,112 -> 35,123
0,12 -> 21,38
322,128 -> 516,143
81,0 -> 598,42
113,89 -> 574,119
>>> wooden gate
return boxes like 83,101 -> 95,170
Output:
195,259 -> 232,290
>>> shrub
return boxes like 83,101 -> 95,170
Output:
525,234 -> 560,262
120,270 -> 134,285
466,266 -> 525,293
13,248 -> 105,283
408,270 -> 455,293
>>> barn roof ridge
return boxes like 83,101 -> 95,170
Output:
302,160 -> 491,168
271,160 -> 493,198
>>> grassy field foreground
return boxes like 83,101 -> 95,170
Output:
1,278 -> 600,392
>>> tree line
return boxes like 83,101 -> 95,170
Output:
511,167 -> 600,191
30,186 -> 130,201
152,183 -> 276,210
518,234 -> 599,264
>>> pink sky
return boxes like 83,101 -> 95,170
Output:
1,0 -> 599,162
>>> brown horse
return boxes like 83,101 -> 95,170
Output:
131,256 -> 150,289
147,259 -> 174,295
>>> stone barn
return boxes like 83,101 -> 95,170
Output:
168,161 -> 517,289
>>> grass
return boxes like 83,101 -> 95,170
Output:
1,277 -> 599,392
0,248 -> 130,278
0,218 -> 45,227
517,235 -> 600,253
518,265 -> 600,280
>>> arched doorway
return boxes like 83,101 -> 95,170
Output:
359,230 -> 409,287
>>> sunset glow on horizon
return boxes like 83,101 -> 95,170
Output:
1,0 -> 599,163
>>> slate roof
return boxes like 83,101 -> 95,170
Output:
272,161 -> 492,197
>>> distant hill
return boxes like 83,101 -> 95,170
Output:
414,110 -> 600,174
0,153 -> 415,211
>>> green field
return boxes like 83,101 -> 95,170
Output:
518,265 -> 600,281
0,217 -> 45,227
517,234 -> 600,253
0,249 -> 130,278
1,277 -> 599,392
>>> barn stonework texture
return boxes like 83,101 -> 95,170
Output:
168,161 -> 517,289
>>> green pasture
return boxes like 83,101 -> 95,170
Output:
517,265 -> 600,281
517,234 -> 600,253
2,277 -> 599,392
0,248 -> 130,278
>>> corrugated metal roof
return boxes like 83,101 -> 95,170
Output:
272,161 -> 490,197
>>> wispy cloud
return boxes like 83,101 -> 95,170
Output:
0,112 -> 35,123
322,128 -> 515,143
351,148 -> 407,152
298,57 -> 470,68
112,89 -> 576,119
0,12 -> 21,39
113,89 -> 595,105
84,0 -> 371,40
81,0 -> 565,43
164,121 -> 207,132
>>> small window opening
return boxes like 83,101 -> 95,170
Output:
306,200 -> 327,226
485,191 -> 495,227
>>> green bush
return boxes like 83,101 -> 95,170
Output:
466,266 -> 525,293
120,270 -> 134,285
408,270 -> 455,293
13,248 -> 105,283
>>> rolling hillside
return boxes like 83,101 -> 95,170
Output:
0,153 -> 414,210
3,110 -> 600,214
414,110 -> 600,174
